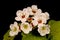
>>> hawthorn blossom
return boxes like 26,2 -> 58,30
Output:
32,16 -> 47,26
20,22 -> 32,34
15,9 -> 29,23
9,22 -> 20,36
27,5 -> 42,15
38,24 -> 50,36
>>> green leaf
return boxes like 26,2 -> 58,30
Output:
51,21 -> 60,40
3,30 -> 15,40
48,20 -> 60,40
22,32 -> 47,40
48,20 -> 56,26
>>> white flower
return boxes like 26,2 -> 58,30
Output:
32,16 -> 47,26
20,22 -> 32,34
38,24 -> 50,36
27,5 -> 42,15
15,9 -> 29,23
9,22 -> 20,36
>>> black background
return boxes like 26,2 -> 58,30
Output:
0,0 -> 60,40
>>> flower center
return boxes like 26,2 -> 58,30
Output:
28,17 -> 32,20
22,15 -> 25,18
23,24 -> 28,29
13,27 -> 17,32
27,17 -> 32,22
41,26 -> 46,30
32,10 -> 36,13
38,20 -> 42,23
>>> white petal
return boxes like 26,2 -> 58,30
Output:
40,33 -> 46,36
9,31 -> 16,36
23,8 -> 29,17
31,5 -> 38,10
15,17 -> 21,21
16,10 -> 22,16
14,22 -> 17,25
10,24 -> 14,30
37,9 -> 42,14
46,29 -> 50,34
38,24 -> 43,28
27,7 -> 32,12
22,30 -> 30,34
42,19 -> 47,23
25,13 -> 29,18
46,26 -> 50,34
32,20 -> 38,26
32,15 -> 38,20
23,8 -> 28,12
45,12 -> 49,17
21,18 -> 27,23
40,13 -> 46,17
29,26 -> 32,31
45,12 -> 50,20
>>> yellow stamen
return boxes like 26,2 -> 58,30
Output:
23,24 -> 28,29
42,26 -> 46,30
13,27 -> 17,32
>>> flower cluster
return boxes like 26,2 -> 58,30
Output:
9,5 -> 50,36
